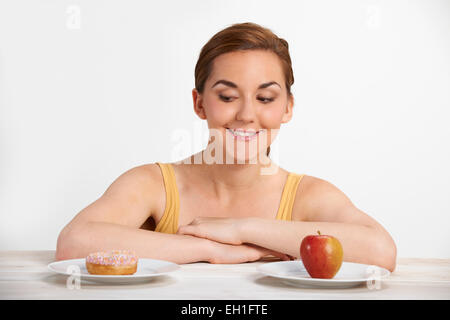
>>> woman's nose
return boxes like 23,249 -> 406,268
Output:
235,97 -> 257,123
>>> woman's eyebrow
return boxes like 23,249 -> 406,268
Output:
211,79 -> 281,89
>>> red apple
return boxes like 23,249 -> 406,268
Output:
300,230 -> 344,279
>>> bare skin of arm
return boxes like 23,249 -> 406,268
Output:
56,164 -> 289,264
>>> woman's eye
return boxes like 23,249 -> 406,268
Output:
258,97 -> 274,103
219,94 -> 233,102
219,95 -> 274,103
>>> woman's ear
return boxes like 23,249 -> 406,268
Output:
192,88 -> 207,120
281,94 -> 294,124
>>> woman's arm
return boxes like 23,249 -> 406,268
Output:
178,177 -> 397,271
57,220 -> 290,264
56,220 -> 212,264
56,164 -> 289,264
55,164 -> 211,263
239,218 -> 396,272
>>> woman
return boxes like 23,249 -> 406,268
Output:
56,22 -> 397,272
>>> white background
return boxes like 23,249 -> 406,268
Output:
0,0 -> 449,258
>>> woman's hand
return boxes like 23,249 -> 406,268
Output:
206,240 -> 293,264
177,217 -> 295,264
177,217 -> 244,245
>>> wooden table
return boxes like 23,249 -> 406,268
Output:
1,251 -> 449,300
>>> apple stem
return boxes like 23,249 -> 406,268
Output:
317,230 -> 321,235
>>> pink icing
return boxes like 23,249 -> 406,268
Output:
86,250 -> 138,266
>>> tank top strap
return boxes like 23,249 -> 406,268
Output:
275,172 -> 305,221
154,162 -> 180,234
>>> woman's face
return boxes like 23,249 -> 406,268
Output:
192,49 -> 294,164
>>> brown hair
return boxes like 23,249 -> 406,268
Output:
194,22 -> 294,157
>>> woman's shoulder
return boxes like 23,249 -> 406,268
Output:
117,163 -> 167,216
123,162 -> 164,184
298,174 -> 348,197
287,170 -> 341,192
294,173 -> 328,189
291,173 -> 353,221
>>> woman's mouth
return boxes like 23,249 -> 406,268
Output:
226,128 -> 262,141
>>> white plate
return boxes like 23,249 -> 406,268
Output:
48,258 -> 180,284
257,260 -> 390,289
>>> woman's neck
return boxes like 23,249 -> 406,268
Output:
177,150 -> 281,206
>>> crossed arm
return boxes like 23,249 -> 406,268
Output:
57,166 -> 397,271
178,178 -> 397,272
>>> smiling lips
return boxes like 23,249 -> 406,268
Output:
226,128 -> 262,141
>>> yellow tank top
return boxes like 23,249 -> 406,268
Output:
154,162 -> 305,234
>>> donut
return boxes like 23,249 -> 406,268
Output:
85,250 -> 138,275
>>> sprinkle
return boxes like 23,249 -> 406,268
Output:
86,250 -> 138,266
